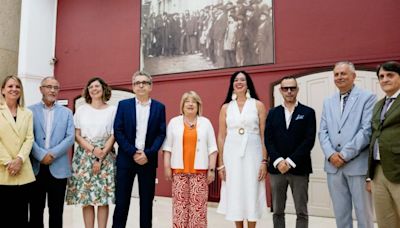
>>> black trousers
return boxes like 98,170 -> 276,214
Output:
28,164 -> 67,228
112,164 -> 156,228
0,182 -> 31,227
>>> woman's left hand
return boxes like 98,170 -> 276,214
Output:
258,163 -> 267,181
207,170 -> 215,184
7,157 -> 22,176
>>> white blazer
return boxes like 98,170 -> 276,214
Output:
163,115 -> 217,169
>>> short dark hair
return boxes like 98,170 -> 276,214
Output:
376,61 -> 400,77
279,76 -> 297,85
82,77 -> 112,104
223,71 -> 259,104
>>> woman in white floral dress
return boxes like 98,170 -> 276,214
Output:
66,77 -> 116,228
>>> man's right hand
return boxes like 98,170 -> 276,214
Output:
133,150 -> 148,165
41,153 -> 54,165
277,160 -> 290,174
329,152 -> 345,168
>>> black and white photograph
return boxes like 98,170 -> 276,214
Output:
140,0 -> 274,75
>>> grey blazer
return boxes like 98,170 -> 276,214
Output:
319,86 -> 376,175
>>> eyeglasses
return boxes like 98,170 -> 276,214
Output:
41,85 -> 60,91
133,81 -> 152,86
281,86 -> 297,92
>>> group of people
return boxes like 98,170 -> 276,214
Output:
0,60 -> 399,228
142,0 -> 273,68
269,61 -> 400,228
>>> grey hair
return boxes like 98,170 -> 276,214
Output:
334,61 -> 356,73
132,70 -> 152,83
40,76 -> 59,86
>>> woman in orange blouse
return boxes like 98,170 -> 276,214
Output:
163,91 -> 218,228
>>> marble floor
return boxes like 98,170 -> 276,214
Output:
48,196 -> 377,227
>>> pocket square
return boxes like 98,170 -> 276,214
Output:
295,114 -> 304,120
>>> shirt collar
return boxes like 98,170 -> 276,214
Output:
41,101 -> 56,110
340,85 -> 354,97
136,98 -> 152,106
387,89 -> 400,100
283,100 -> 298,111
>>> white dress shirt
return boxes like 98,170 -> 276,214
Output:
135,99 -> 151,150
42,101 -> 55,150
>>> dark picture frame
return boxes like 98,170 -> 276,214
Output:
140,0 -> 274,75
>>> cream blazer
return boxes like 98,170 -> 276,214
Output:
0,104 -> 35,185
163,115 -> 218,169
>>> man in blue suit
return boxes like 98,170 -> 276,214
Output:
265,77 -> 316,228
319,62 -> 376,228
112,71 -> 166,228
28,77 -> 75,228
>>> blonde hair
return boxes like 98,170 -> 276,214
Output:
180,91 -> 203,116
1,75 -> 25,107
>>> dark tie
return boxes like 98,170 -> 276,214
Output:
373,97 -> 396,160
380,97 -> 395,122
341,93 -> 349,114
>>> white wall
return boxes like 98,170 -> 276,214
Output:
18,0 -> 58,105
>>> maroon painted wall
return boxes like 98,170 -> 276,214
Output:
55,0 -> 400,198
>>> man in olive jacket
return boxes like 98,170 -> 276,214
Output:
367,61 -> 400,228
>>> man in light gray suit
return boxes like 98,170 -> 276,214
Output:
319,61 -> 375,228
28,77 -> 75,228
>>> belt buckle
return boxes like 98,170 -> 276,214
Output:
238,128 -> 245,135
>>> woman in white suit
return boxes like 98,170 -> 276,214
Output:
0,75 -> 35,227
163,91 -> 218,228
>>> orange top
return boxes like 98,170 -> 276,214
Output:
173,123 -> 207,174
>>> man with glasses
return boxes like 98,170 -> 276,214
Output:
319,61 -> 375,228
28,77 -> 75,228
112,71 -> 166,228
265,76 -> 316,228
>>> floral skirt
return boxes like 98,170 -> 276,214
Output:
66,141 -> 116,206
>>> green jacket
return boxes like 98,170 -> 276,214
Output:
368,97 -> 400,183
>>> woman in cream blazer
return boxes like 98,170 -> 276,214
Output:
163,91 -> 217,228
0,75 -> 35,227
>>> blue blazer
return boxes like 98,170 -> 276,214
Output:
319,86 -> 376,175
265,103 -> 316,175
113,98 -> 166,168
29,102 -> 75,179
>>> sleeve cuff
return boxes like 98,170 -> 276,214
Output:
273,157 -> 284,168
286,158 -> 296,168
17,155 -> 24,163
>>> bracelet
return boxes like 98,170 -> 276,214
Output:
217,165 -> 225,171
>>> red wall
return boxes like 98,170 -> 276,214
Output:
55,0 -> 400,197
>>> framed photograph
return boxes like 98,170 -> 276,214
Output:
140,0 -> 274,75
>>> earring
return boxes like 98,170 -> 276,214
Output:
246,89 -> 251,99
231,93 -> 237,101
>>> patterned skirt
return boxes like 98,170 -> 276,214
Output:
66,140 -> 116,206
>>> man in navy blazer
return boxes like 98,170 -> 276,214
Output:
28,77 -> 75,228
112,71 -> 166,228
265,77 -> 316,228
319,62 -> 375,228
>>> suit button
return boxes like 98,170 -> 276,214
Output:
338,131 -> 341,134
338,144 -> 341,147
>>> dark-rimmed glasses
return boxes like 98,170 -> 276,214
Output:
133,81 -> 152,86
41,85 -> 60,91
281,86 -> 297,92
